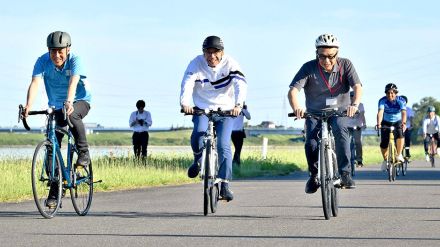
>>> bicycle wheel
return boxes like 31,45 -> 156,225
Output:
210,150 -> 219,213
392,163 -> 397,181
387,144 -> 394,182
431,155 -> 435,168
402,159 -> 408,176
330,149 -> 339,217
70,148 -> 94,216
203,142 -> 211,216
31,141 -> 62,219
320,141 -> 331,220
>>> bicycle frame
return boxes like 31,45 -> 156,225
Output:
200,119 -> 218,183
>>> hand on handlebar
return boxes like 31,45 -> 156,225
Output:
181,105 -> 194,114
231,106 -> 241,116
293,107 -> 305,119
347,105 -> 358,118
65,101 -> 74,115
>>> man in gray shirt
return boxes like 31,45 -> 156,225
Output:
287,33 -> 363,193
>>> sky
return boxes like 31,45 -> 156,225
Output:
1,0 -> 439,129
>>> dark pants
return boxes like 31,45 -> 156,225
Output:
380,120 -> 404,149
404,128 -> 412,157
305,116 -> 351,176
53,101 -> 90,152
231,130 -> 246,165
349,127 -> 363,164
424,133 -> 440,153
132,131 -> 149,158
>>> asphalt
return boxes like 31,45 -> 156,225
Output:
1,160 -> 440,247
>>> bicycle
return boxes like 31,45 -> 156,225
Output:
427,134 -> 438,168
289,109 -> 351,220
19,104 -> 100,218
377,126 -> 401,182
182,108 -> 233,216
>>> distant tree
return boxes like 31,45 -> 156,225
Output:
410,96 -> 440,143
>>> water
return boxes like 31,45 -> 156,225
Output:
0,146 -> 192,159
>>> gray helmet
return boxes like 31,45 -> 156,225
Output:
315,34 -> 340,48
427,106 -> 436,113
202,36 -> 224,50
47,31 -> 71,48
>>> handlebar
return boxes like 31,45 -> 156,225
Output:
181,107 -> 233,117
288,109 -> 356,119
18,103 -> 73,131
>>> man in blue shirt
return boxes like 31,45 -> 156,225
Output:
24,31 -> 92,208
376,83 -> 407,171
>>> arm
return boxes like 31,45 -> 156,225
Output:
180,65 -> 197,114
24,77 -> 43,117
233,74 -> 248,117
348,84 -> 363,117
129,112 -> 137,127
401,109 -> 407,132
377,109 -> 384,128
145,112 -> 152,127
65,75 -> 81,115
287,87 -> 304,118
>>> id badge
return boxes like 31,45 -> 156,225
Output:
326,97 -> 338,106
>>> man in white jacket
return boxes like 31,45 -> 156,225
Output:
180,35 -> 247,201
422,106 -> 440,161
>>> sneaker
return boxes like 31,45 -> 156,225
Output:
45,198 -> 57,209
305,175 -> 319,194
220,182 -> 234,201
381,160 -> 387,171
341,172 -> 356,189
76,151 -> 90,168
426,154 -> 430,162
187,162 -> 200,178
356,162 -> 364,168
396,154 -> 404,162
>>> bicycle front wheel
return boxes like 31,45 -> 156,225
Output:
402,159 -> 408,176
387,144 -> 394,182
70,156 -> 94,216
319,141 -> 331,220
203,143 -> 211,216
31,141 -> 62,219
210,150 -> 219,213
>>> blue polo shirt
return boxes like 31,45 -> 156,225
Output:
378,96 -> 406,123
32,52 -> 91,109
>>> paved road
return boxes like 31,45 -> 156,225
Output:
1,160 -> 440,247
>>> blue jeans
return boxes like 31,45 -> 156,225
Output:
191,114 -> 234,180
305,116 -> 351,176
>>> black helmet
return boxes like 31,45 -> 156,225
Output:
400,95 -> 408,103
384,83 -> 398,94
202,36 -> 224,50
136,100 -> 145,109
47,31 -> 71,48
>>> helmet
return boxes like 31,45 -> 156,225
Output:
315,34 -> 340,48
202,36 -> 224,50
47,31 -> 71,48
384,83 -> 398,94
136,100 -> 145,109
400,95 -> 408,103
427,106 -> 436,113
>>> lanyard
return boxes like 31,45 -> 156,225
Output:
317,61 -> 343,95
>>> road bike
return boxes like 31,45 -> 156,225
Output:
19,104 -> 100,218
289,109 -> 351,220
377,126 -> 401,182
427,134 -> 438,168
182,108 -> 233,216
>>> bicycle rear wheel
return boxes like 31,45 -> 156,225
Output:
70,148 -> 94,216
31,141 -> 62,219
320,141 -> 331,220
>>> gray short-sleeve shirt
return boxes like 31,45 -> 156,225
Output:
289,57 -> 361,112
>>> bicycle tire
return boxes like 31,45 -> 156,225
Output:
387,144 -> 394,182
402,159 -> 408,176
431,155 -> 435,168
392,163 -> 397,181
31,140 -> 62,219
203,141 -> 211,216
330,147 -> 339,217
70,149 -> 94,216
320,140 -> 331,220
210,150 -> 219,213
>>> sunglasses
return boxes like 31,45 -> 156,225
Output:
317,52 -> 338,60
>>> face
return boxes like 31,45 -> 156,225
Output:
203,48 -> 223,67
429,111 -> 435,118
49,47 -> 70,69
385,89 -> 397,101
317,47 -> 338,72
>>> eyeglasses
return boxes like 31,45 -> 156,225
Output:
386,91 -> 397,95
203,49 -> 222,56
317,52 -> 338,60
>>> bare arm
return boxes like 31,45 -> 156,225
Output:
348,83 -> 363,117
65,75 -> 81,115
377,109 -> 384,128
287,87 -> 304,118
24,77 -> 43,116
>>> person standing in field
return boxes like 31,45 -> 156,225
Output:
129,100 -> 152,160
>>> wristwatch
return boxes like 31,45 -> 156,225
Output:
235,103 -> 243,109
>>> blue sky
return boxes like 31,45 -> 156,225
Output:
1,0 -> 439,129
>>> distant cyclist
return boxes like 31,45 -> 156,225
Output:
347,91 -> 366,167
24,31 -> 92,208
422,106 -> 440,161
288,33 -> 362,193
376,83 -> 406,171
400,95 -> 414,158
180,35 -> 247,201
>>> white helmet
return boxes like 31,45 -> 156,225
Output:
315,34 -> 340,48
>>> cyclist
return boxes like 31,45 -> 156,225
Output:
376,83 -> 406,171
180,35 -> 247,201
422,106 -> 440,161
400,95 -> 415,158
288,33 -> 362,193
24,31 -> 92,208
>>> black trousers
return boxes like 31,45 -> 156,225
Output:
231,130 -> 246,165
132,131 -> 149,157
349,127 -> 363,164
